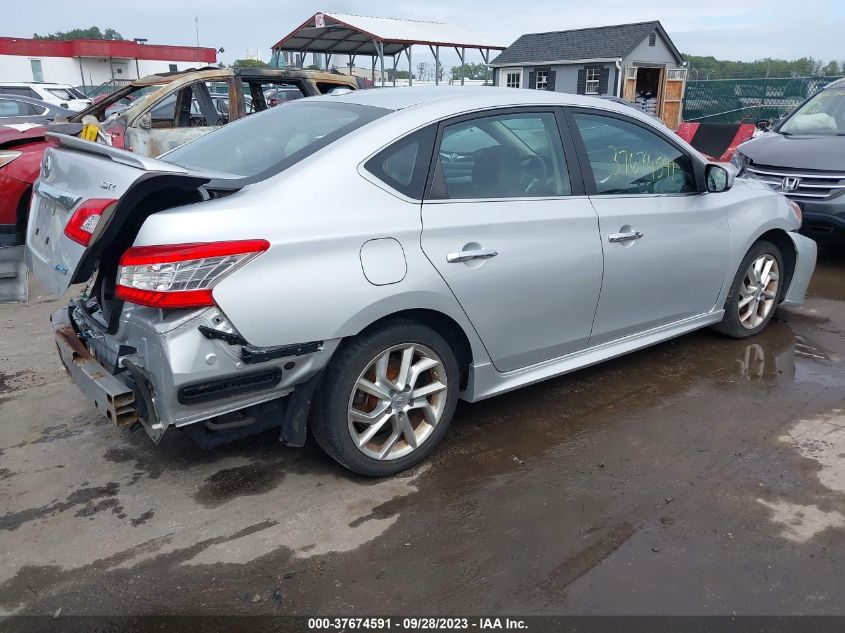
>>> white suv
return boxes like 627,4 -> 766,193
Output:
0,82 -> 92,112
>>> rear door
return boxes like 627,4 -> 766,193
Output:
420,108 -> 604,373
567,108 -> 730,345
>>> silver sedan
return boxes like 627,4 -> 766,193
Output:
26,87 -> 816,476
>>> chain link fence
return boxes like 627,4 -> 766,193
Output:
683,76 -> 843,124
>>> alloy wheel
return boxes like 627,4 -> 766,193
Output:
738,253 -> 780,330
347,343 -> 448,461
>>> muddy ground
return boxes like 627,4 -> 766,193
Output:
2,247 -> 845,617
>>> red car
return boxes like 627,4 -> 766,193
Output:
0,125 -> 51,247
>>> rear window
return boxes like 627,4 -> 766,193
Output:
163,101 -> 388,179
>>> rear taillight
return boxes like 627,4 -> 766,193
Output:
115,240 -> 269,309
64,199 -> 117,246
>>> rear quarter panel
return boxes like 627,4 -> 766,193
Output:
0,139 -> 46,230
132,133 -> 490,363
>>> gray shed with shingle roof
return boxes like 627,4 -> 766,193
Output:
489,21 -> 687,128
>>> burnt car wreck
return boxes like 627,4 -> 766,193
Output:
54,66 -> 362,157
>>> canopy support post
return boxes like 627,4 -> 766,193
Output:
406,46 -> 413,86
392,53 -> 399,86
379,41 -> 385,87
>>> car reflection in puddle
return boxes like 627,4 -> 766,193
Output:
725,319 -> 833,385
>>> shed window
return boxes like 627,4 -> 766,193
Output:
649,32 -> 656,46
535,70 -> 549,90
585,68 -> 600,95
505,71 -> 520,88
169,64 -> 178,72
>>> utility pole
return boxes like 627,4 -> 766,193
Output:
195,15 -> 200,63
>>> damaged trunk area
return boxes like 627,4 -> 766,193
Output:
27,133 -> 325,448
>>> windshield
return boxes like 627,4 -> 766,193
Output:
163,100 -> 388,179
780,87 -> 845,136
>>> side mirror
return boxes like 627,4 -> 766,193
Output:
705,164 -> 734,193
755,119 -> 771,131
137,113 -> 152,130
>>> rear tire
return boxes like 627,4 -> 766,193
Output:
310,320 -> 459,477
712,240 -> 783,339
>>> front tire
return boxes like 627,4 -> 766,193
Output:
310,321 -> 459,477
712,240 -> 783,339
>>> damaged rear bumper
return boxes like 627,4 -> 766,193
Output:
52,308 -> 138,427
52,303 -> 339,444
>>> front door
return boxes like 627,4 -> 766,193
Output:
420,109 -> 604,373
568,110 -> 730,346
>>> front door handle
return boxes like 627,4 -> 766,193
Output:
446,248 -> 498,263
608,231 -> 644,243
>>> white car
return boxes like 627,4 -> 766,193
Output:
0,82 -> 92,112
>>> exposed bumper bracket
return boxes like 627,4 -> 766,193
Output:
51,308 -> 138,427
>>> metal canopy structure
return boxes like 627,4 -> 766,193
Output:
270,12 -> 507,87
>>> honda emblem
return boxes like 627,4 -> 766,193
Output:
781,176 -> 800,192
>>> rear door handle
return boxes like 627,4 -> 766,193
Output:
446,248 -> 498,263
608,231 -> 644,243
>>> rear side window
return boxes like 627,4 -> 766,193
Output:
364,127 -> 436,199
163,101 -> 388,180
0,86 -> 39,99
433,111 -> 571,199
0,99 -> 30,117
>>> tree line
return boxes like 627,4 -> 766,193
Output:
686,55 -> 843,80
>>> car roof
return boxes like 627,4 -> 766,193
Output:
825,77 -> 845,89
315,85 -> 654,121
0,82 -> 75,88
0,93 -> 65,106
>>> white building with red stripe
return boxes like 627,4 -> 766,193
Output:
0,37 -> 217,87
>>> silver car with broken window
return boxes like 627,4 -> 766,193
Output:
26,87 -> 817,476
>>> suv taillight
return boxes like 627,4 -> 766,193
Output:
115,240 -> 269,309
64,199 -> 118,246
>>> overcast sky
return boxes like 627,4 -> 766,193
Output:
6,0 -> 844,70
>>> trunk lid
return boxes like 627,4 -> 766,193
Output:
25,133 -> 215,296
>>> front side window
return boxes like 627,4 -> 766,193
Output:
47,88 -> 75,100
585,68 -> 600,95
779,86 -> 845,136
505,72 -> 520,88
573,112 -> 696,195
434,111 -> 571,199
535,71 -> 549,91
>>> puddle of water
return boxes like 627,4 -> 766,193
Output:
780,409 -> 845,494
756,499 -> 845,543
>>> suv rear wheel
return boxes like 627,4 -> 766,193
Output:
310,321 -> 459,476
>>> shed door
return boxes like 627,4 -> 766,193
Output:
622,66 -> 637,101
660,68 -> 687,130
